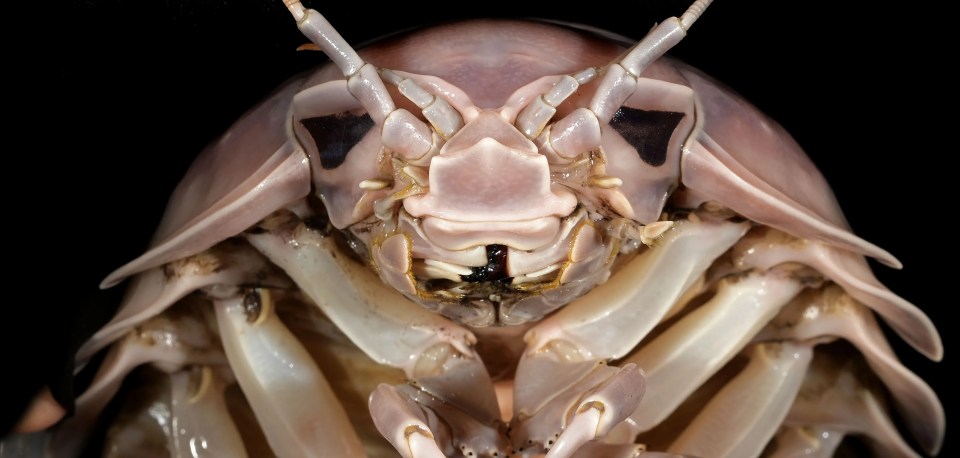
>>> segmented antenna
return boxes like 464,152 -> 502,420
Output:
280,1 -> 464,149
514,0 -> 715,160
680,0 -> 713,30
583,0 -> 715,123
281,0 -> 365,77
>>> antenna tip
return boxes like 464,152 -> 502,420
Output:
282,0 -> 306,22
680,0 -> 714,30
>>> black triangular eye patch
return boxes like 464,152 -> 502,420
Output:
300,113 -> 375,170
609,108 -> 685,166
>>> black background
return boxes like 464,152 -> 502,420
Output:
10,0 -> 953,455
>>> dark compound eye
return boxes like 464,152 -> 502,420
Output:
609,107 -> 685,166
300,113 -> 375,170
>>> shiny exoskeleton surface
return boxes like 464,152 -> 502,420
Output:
7,2 -> 948,458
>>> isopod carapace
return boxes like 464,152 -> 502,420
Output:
7,1 -> 947,457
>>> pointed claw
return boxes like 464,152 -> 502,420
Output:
513,359 -> 644,456
371,350 -> 510,458
407,346 -> 510,456
80,240 -> 289,362
556,364 -> 645,450
52,302 -> 225,455
369,384 -> 452,458
547,407 -> 603,458
215,289 -> 365,457
169,367 -> 248,457
398,384 -> 509,457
